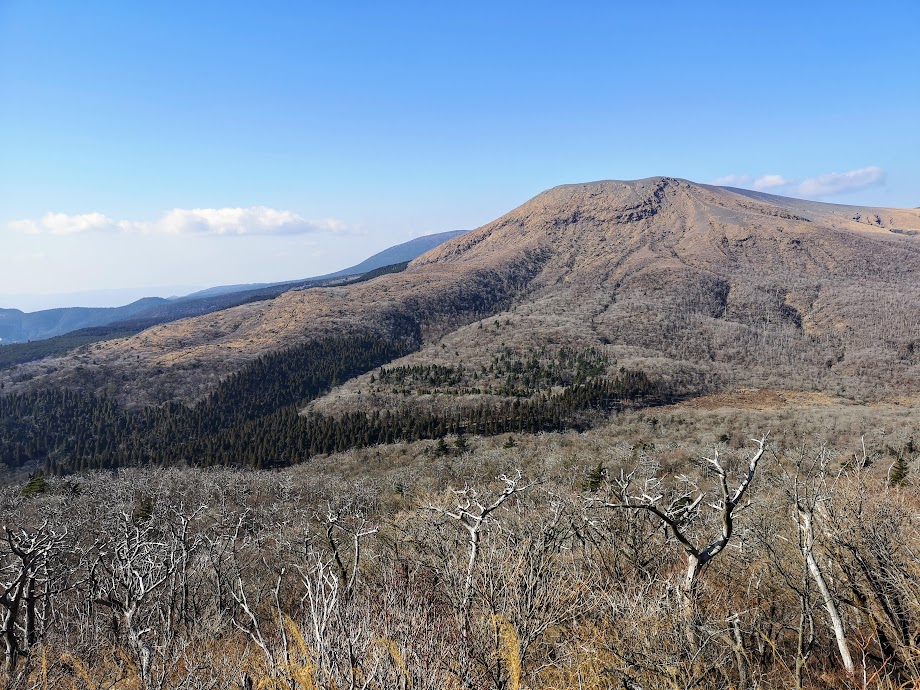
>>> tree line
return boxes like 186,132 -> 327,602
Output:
0,334 -> 665,474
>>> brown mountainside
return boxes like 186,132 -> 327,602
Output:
6,177 -> 920,406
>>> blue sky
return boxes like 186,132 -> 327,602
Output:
2,1 -> 919,309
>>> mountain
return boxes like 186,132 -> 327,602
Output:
0,297 -> 169,344
5,177 -> 920,411
177,230 -> 467,300
0,230 -> 466,344
316,229 -> 467,279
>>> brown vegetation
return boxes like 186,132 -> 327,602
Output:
1,408 -> 920,689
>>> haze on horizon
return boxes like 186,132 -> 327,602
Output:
1,1 -> 918,310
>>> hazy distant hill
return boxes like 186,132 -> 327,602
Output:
6,178 -> 920,409
318,229 -> 467,279
0,297 -> 168,344
0,230 -> 466,343
179,230 -> 466,300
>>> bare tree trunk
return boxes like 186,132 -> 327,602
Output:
729,613 -> 749,690
800,511 -> 854,676
793,572 -> 815,690
679,555 -> 701,647
0,523 -> 65,682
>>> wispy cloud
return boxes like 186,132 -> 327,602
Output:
710,174 -> 792,191
8,207 -> 350,236
9,212 -> 117,235
712,166 -> 886,199
710,174 -> 755,188
796,166 -> 886,198
752,174 -> 792,190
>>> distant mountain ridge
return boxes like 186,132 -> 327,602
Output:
0,298 -> 169,344
320,230 -> 467,278
0,230 -> 466,343
179,229 -> 465,300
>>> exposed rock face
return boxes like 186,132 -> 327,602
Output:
6,177 -> 920,406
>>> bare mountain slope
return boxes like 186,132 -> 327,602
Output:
6,177 -> 920,407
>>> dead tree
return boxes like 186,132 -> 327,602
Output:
427,471 -> 534,624
602,437 -> 767,626
229,561 -> 284,680
297,548 -> 340,680
0,522 -> 67,679
91,512 -> 175,690
789,439 -> 920,680
164,503 -> 206,631
318,503 -> 379,599
788,448 -> 856,678
475,494 -> 589,689
426,471 -> 534,689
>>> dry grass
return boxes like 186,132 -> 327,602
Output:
495,616 -> 522,690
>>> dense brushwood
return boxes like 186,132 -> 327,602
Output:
1,432 -> 919,690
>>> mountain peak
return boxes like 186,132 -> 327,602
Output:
7,179 -> 920,406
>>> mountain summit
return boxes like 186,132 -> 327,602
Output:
6,178 -> 920,406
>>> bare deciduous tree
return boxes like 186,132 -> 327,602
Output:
0,521 -> 67,679
91,512 -> 176,689
427,471 -> 534,624
604,437 -> 766,612
787,447 -> 856,678
426,470 -> 534,688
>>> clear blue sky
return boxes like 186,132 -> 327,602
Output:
2,1 -> 918,309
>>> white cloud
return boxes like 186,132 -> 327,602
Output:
713,166 -> 886,199
795,166 -> 886,198
44,211 -> 119,234
711,174 -> 754,187
9,212 -> 117,235
8,207 -> 349,236
154,207 -> 339,236
752,174 -> 792,190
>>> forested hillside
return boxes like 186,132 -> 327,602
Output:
0,260 -> 415,371
0,331 -> 663,474
7,179 -> 920,411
